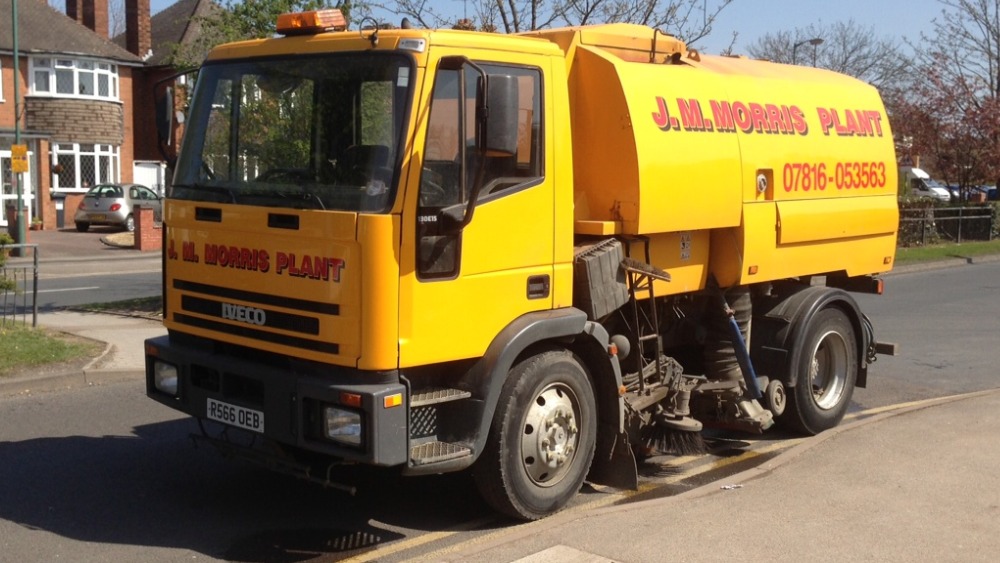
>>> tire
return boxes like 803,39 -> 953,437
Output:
781,308 -> 857,435
473,349 -> 597,520
124,214 -> 135,232
75,222 -> 90,232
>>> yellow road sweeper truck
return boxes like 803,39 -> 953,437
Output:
145,9 -> 898,520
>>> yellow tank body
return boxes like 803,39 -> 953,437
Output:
528,25 -> 898,292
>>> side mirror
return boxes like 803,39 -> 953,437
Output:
153,69 -> 197,168
482,75 -> 519,157
434,63 -> 521,235
155,86 -> 173,146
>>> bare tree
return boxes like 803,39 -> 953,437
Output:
745,20 -> 912,92
894,0 -> 1000,193
364,0 -> 735,46
917,0 -> 1000,106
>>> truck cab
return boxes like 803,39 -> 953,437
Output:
147,10 -> 576,480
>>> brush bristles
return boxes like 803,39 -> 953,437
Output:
641,424 -> 708,456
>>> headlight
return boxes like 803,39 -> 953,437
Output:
153,361 -> 179,396
323,406 -> 362,446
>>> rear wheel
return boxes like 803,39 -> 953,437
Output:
124,214 -> 135,232
75,222 -> 90,232
473,349 -> 596,520
782,308 -> 857,435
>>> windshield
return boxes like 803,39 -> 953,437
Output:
173,53 -> 413,212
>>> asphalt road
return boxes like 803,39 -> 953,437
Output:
4,226 -> 162,310
0,262 -> 997,561
854,260 -> 1000,407
28,269 -> 161,310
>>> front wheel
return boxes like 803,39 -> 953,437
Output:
781,308 -> 857,435
473,349 -> 597,520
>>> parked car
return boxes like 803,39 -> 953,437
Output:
899,167 -> 951,202
947,184 -> 995,202
74,183 -> 162,232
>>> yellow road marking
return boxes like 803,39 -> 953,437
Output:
340,517 -> 493,563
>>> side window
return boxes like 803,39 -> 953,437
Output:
416,62 -> 543,279
419,67 -> 465,209
477,65 -> 543,197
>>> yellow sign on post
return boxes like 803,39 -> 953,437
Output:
11,144 -> 29,173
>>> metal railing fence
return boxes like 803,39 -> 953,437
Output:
898,206 -> 995,246
0,244 -> 39,328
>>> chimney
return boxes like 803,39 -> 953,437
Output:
66,0 -> 83,23
82,0 -> 109,38
125,0 -> 152,59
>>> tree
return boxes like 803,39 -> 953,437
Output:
168,0 -> 356,69
892,0 -> 1000,196
363,0 -> 735,48
745,20 -> 912,92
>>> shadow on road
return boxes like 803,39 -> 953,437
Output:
0,418 -> 496,561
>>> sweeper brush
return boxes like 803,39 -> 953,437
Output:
641,411 -> 707,456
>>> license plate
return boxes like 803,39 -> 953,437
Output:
89,214 -> 107,221
206,398 -> 265,433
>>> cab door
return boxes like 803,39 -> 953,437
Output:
398,54 -> 554,368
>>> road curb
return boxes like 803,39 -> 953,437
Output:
0,337 -> 145,396
888,252 -> 1000,276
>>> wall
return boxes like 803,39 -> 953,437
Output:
0,57 -> 18,128
25,99 -> 124,145
119,66 -> 135,183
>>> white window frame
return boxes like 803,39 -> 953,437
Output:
29,56 -> 120,101
51,143 -> 121,190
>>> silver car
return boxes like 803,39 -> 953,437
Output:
74,183 -> 162,232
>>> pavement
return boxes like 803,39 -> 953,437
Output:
4,228 -> 1000,562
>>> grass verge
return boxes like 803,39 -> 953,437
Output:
0,324 -> 103,378
895,239 -> 1000,265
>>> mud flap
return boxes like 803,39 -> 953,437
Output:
587,430 -> 638,490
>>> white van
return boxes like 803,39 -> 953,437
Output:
900,167 -> 951,202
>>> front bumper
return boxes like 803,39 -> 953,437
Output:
74,210 -> 128,225
144,334 -> 408,466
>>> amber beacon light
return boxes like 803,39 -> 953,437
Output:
277,9 -> 348,35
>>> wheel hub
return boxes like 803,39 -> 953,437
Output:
809,330 -> 848,410
522,384 -> 580,487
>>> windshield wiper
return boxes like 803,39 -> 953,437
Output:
172,183 -> 238,204
259,188 -> 327,210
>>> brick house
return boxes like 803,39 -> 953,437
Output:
0,0 -> 143,231
1,0 -> 214,233
121,0 -> 217,192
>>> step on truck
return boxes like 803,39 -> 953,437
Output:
145,9 -> 899,520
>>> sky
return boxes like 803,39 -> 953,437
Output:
145,0 -> 945,55
693,0 -> 942,54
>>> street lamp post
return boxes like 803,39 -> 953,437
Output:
792,37 -> 824,66
11,0 -> 26,254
